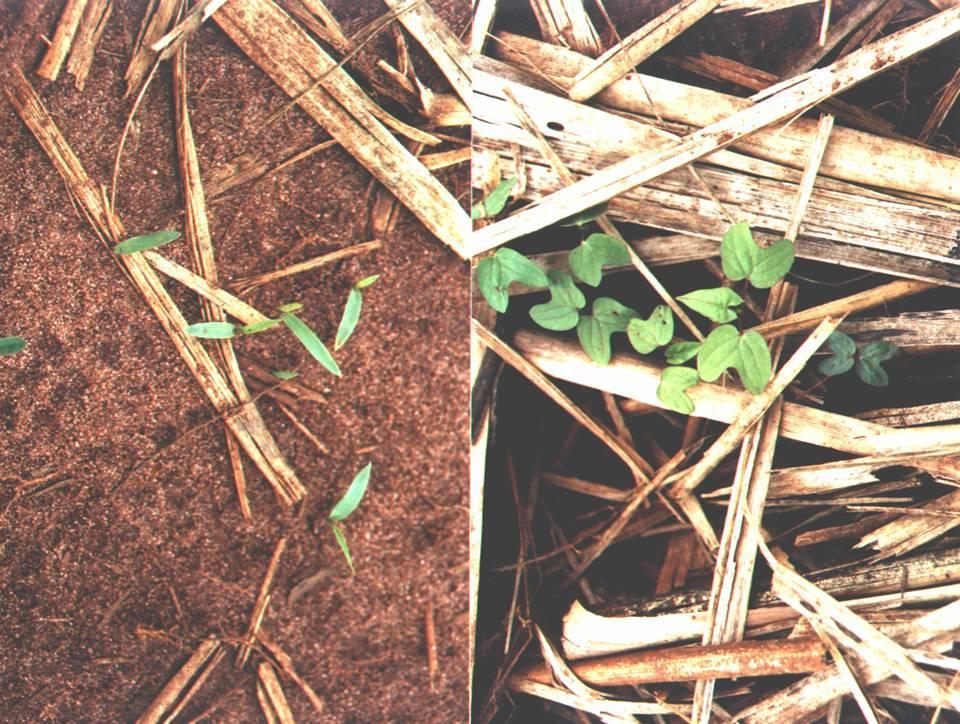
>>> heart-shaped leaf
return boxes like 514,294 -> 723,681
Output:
697,325 -> 740,382
818,354 -> 855,376
665,340 -> 701,365
856,357 -> 889,387
477,257 -> 508,312
860,341 -> 898,363
720,221 -> 757,281
593,297 -> 638,332
577,314 -> 611,365
736,331 -> 772,394
657,365 -> 699,414
569,233 -> 630,287
529,270 -> 586,331
0,336 -> 26,356
826,331 -> 857,358
476,248 -> 549,313
496,248 -> 549,288
185,321 -> 236,339
750,238 -> 795,288
559,202 -> 609,227
472,177 -> 517,219
678,287 -> 743,323
627,305 -> 674,354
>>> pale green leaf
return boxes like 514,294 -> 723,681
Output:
592,297 -> 637,332
826,331 -> 856,358
495,247 -> 548,288
241,318 -> 282,335
818,354 -> 854,376
750,238 -> 795,288
278,302 -> 304,313
720,222 -> 757,281
529,301 -> 579,331
856,358 -> 889,387
678,287 -> 743,323
472,177 -> 517,218
736,331 -> 771,394
697,325 -> 740,382
476,257 -> 508,313
329,462 -> 372,521
335,286 -> 362,350
331,522 -> 354,574
271,370 -> 299,380
356,274 -> 380,289
577,315 -> 611,365
113,230 -> 180,255
559,202 -> 609,227
0,336 -> 26,356
860,341 -> 898,363
569,233 -> 629,287
657,366 -> 699,414
665,341 -> 701,365
185,321 -> 236,339
627,305 -> 674,354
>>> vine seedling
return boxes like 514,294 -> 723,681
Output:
818,331 -> 899,386
0,337 -> 27,356
328,463 -> 372,574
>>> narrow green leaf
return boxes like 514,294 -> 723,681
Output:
860,341 -> 898,363
472,177 -> 517,218
476,257 -> 508,313
818,354 -> 854,376
241,318 -> 282,335
657,366 -> 699,414
335,286 -> 363,350
627,305 -> 674,354
665,341 -> 701,365
856,358 -> 889,387
0,336 -> 27,356
736,331 -> 772,394
678,287 -> 743,323
271,370 -> 299,380
559,202 -> 609,227
697,325 -> 740,382
329,462 -> 372,521
356,274 -> 380,289
825,331 -> 857,358
529,301 -> 579,331
592,297 -> 638,332
577,315 -> 611,365
330,522 -> 354,574
720,222 -> 757,281
281,312 -> 341,377
495,247 -> 548,288
750,238 -> 795,288
113,230 -> 180,255
185,322 -> 236,339
278,302 -> 304,313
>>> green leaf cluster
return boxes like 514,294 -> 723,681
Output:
477,248 -> 549,313
472,177 -> 517,220
720,222 -> 795,289
818,332 -> 898,387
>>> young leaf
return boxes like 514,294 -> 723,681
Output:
826,331 -> 857,358
113,230 -> 180,255
241,318 -> 282,335
330,522 -> 354,574
356,274 -> 380,289
472,177 -> 517,219
495,247 -> 549,288
678,287 -> 743,323
860,341 -> 898,363
750,238 -> 795,288
529,270 -> 586,331
736,331 -> 772,394
577,315 -> 611,365
856,358 -> 889,387
547,269 -> 587,309
335,286 -> 362,350
271,370 -> 299,380
627,305 -> 674,354
185,322 -> 236,339
818,354 -> 855,376
329,462 -> 372,521
665,341 -> 701,365
592,297 -> 638,332
281,312 -> 341,377
0,336 -> 26,356
657,366 -> 699,414
476,257 -> 508,313
559,202 -> 609,227
697,325 -> 740,382
476,249 -> 548,314
720,222 -> 757,281
569,233 -> 630,287
278,302 -> 304,313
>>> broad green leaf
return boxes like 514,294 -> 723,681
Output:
547,269 -> 587,309
278,302 -> 304,313
529,301 -> 579,331
331,522 -> 354,574
495,247 -> 548,288
818,354 -> 854,376
592,297 -> 638,332
113,230 -> 180,255
577,315 -> 611,365
335,286 -> 362,350
356,274 -> 380,289
569,233 -> 630,287
657,366 -> 699,414
271,370 -> 299,380
665,341 -> 701,365
241,318 -> 282,335
720,222 -> 757,281
559,202 -> 609,227
472,177 -> 517,219
825,331 -> 857,358
736,331 -> 772,394
678,287 -> 743,323
856,358 -> 889,387
860,341 -> 898,363
697,325 -> 740,382
476,257 -> 508,313
627,305 -> 674,354
185,321 -> 236,339
0,336 -> 26,356
330,462 -> 372,521
750,238 -> 795,288
281,312 -> 341,377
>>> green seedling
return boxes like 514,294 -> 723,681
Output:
113,230 -> 181,255
281,312 -> 341,377
529,270 -> 585,331
472,177 -> 517,220
569,233 -> 631,287
720,222 -> 795,289
335,274 -> 380,350
0,336 -> 27,356
328,463 -> 372,574
818,332 -> 899,387
185,321 -> 237,338
478,248 -> 549,313
271,370 -> 299,380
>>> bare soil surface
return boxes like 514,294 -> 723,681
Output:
0,1 -> 469,721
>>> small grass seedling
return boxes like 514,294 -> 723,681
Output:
0,336 -> 27,356
328,462 -> 373,574
113,229 -> 181,255
335,274 -> 380,350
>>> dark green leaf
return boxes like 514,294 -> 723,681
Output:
113,230 -> 180,255
592,297 -> 638,332
697,325 -> 740,382
720,222 -> 757,281
529,301 -> 580,331
736,331 -> 771,394
278,302 -> 304,313
335,286 -> 362,350
330,522 -> 354,574
495,247 -> 548,288
657,366 -> 699,414
627,305 -> 674,354
0,336 -> 26,355
856,358 -> 889,387
559,202 -> 609,227
472,177 -> 517,219
678,287 -> 743,323
329,462 -> 372,521
281,312 -> 341,377
750,238 -> 795,288
241,318 -> 282,335
271,370 -> 299,380
825,331 -> 857,358
356,274 -> 380,289
577,315 -> 611,365
476,257 -> 508,313
665,341 -> 701,365
818,354 -> 854,376
860,341 -> 898,363
185,322 -> 236,339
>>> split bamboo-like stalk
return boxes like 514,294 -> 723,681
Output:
528,0 -> 603,57
780,0 -> 888,78
470,0 -> 498,55
232,240 -> 382,294
36,0 -> 90,81
256,631 -> 325,714
65,0 -> 111,90
257,662 -> 297,724
920,64 -> 960,142
136,639 -> 220,724
151,0 -> 229,59
856,489 -> 960,559
206,137 -> 337,200
125,0 -> 178,94
568,0 -> 719,101
4,67 -> 307,506
859,399 -> 960,427
213,0 -> 470,256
